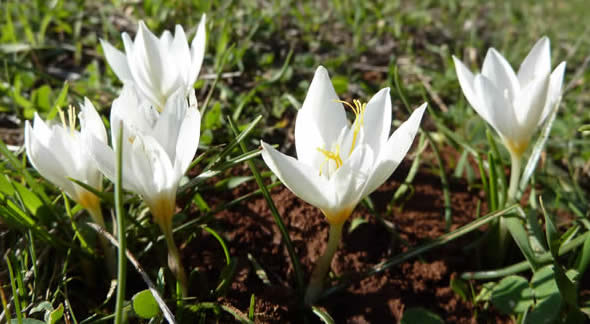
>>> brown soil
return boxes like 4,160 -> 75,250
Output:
186,156 -> 512,324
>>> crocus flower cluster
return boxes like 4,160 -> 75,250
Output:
23,12 -> 566,307
25,19 -> 206,296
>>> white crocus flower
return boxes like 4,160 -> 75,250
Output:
100,15 -> 206,111
260,66 -> 426,303
452,36 -> 566,201
25,99 -> 107,222
86,86 -> 201,296
452,36 -> 566,160
25,99 -> 115,271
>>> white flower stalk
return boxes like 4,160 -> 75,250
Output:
260,66 -> 426,303
25,100 -> 114,270
101,15 -> 206,111
86,86 -> 201,296
452,36 -> 566,201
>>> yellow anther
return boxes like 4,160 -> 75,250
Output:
68,105 -> 76,134
317,145 -> 343,176
57,105 -> 77,135
57,106 -> 67,129
335,99 -> 367,156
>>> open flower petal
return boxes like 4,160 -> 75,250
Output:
295,66 -> 347,166
539,61 -> 566,125
518,36 -> 551,86
79,98 -> 107,144
190,14 -> 207,90
330,144 -> 374,211
512,74 -> 549,138
453,56 -> 487,121
482,48 -> 520,100
261,141 -> 332,210
474,74 -> 516,140
100,39 -> 133,81
362,87 -> 392,155
174,101 -> 201,179
363,104 -> 426,196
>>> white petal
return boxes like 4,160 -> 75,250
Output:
330,144 -> 374,211
50,127 -> 81,176
174,101 -> 201,179
189,14 -> 207,89
474,74 -> 517,141
159,30 -> 173,47
362,103 -> 426,196
79,98 -> 107,144
361,87 -> 392,155
517,36 -> 551,86
110,86 -> 154,145
122,32 -> 134,55
295,66 -> 347,166
129,21 -> 167,108
129,135 -> 175,195
31,113 -> 52,146
100,38 -> 133,81
512,74 -> 550,140
539,61 -> 566,125
152,91 -> 185,159
171,25 -> 192,86
261,141 -> 332,210
85,130 -> 138,193
482,48 -> 520,101
452,56 -> 487,121
25,121 -> 77,198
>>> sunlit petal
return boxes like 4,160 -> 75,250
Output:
518,36 -> 551,86
295,66 -> 347,167
363,103 -> 426,196
261,141 -> 332,210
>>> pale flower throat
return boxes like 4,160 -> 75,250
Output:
316,99 -> 367,178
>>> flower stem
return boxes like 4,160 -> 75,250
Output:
507,152 -> 522,204
498,152 -> 522,263
305,222 -> 343,304
88,206 -> 116,276
114,123 -> 126,324
160,221 -> 188,298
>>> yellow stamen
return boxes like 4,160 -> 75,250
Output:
57,105 -> 77,135
335,99 -> 367,156
68,105 -> 76,134
57,106 -> 67,129
317,145 -> 343,176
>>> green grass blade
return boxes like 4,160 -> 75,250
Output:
5,253 -> 22,324
392,67 -> 452,230
227,116 -> 305,300
180,115 -> 263,193
202,226 -> 231,266
463,230 -> 590,280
